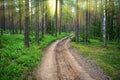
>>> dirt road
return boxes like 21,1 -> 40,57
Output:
35,36 -> 109,80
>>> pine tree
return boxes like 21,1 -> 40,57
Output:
24,0 -> 29,47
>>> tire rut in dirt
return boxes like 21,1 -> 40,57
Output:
36,36 -> 94,80
56,38 -> 81,80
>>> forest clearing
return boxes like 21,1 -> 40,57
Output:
0,0 -> 120,80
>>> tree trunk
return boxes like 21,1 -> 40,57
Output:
55,0 -> 58,37
24,0 -> 29,48
59,1 -> 62,35
118,2 -> 120,48
103,0 -> 107,47
11,13 -> 14,34
42,0 -> 44,38
10,0 -> 15,34
1,0 -> 5,35
35,0 -> 39,44
8,0 -> 11,34
84,0 -> 89,43
75,0 -> 79,43
0,0 -> 2,35
19,0 -> 22,34
45,1 -> 47,34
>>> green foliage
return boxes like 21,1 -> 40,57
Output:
71,39 -> 120,80
3,63 -> 23,80
0,32 -> 68,80
0,35 -> 2,48
89,21 -> 102,39
17,55 -> 35,67
70,37 -> 76,42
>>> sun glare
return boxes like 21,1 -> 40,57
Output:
48,0 -> 60,17
48,0 -> 56,16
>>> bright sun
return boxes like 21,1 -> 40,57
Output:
48,0 -> 60,17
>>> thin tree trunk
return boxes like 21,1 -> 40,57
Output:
45,1 -> 47,33
93,0 -> 97,38
19,0 -> 22,34
84,0 -> 89,43
75,0 -> 79,43
103,0 -> 107,47
59,2 -> 62,35
35,0 -> 39,44
8,0 -> 11,34
10,0 -> 15,34
118,2 -> 120,48
11,13 -> 14,34
42,0 -> 44,38
55,0 -> 58,37
24,0 -> 29,48
1,0 -> 5,35
0,0 -> 2,35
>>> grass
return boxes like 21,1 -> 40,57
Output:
71,38 -> 120,80
0,32 -> 69,80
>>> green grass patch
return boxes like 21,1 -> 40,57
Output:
0,32 -> 69,80
71,39 -> 120,80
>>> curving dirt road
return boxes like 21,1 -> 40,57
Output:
35,36 -> 109,80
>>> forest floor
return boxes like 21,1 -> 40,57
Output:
35,36 -> 109,80
0,33 -> 69,80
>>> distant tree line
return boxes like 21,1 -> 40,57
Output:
0,0 -> 73,47
75,0 -> 120,48
0,0 -> 120,48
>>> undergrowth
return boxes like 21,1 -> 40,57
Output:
71,38 -> 120,80
0,32 -> 68,80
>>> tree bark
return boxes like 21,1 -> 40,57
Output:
24,0 -> 29,48
10,0 -> 15,34
42,0 -> 44,38
55,0 -> 58,37
84,0 -> 89,43
35,0 -> 39,44
1,0 -> 5,35
59,1 -> 62,35
75,0 -> 79,43
19,0 -> 22,34
118,2 -> 120,48
103,0 -> 107,47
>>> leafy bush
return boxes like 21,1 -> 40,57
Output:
1,63 -> 23,80
70,37 -> 75,42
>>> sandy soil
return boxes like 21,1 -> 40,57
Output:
35,36 -> 109,80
